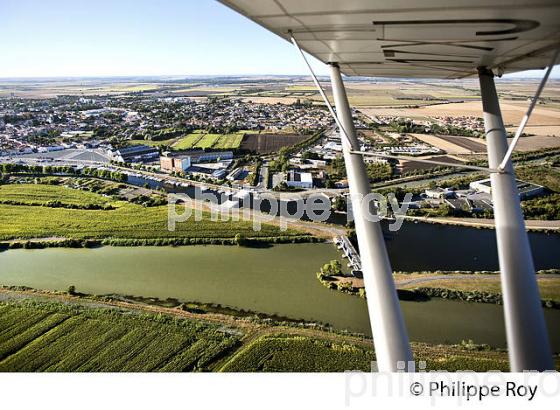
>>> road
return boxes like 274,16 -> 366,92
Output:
401,215 -> 560,232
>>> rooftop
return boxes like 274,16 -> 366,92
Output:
116,145 -> 158,155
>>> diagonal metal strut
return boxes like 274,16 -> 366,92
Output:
498,48 -> 560,171
289,32 -> 357,151
350,150 -> 499,173
291,32 -> 413,372
290,31 -> 500,176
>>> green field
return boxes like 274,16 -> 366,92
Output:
171,130 -> 251,150
0,298 -> 519,372
221,334 -> 375,372
171,131 -> 205,150
0,184 -> 113,208
0,183 -> 302,240
0,301 -> 239,371
214,133 -> 245,149
196,133 -> 222,149
128,138 -> 177,147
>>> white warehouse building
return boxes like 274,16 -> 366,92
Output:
287,170 -> 313,189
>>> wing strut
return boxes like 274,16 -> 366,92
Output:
290,32 -> 502,175
478,67 -> 553,371
498,48 -> 560,171
291,33 -> 413,372
350,151 -> 499,173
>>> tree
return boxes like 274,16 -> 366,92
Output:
332,195 -> 346,212
234,233 -> 247,246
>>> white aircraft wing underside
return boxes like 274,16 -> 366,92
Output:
218,0 -> 560,78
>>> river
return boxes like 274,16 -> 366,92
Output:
1,234 -> 559,349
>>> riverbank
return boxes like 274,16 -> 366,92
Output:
0,182 -> 318,243
2,287 -> 550,372
0,235 -> 321,251
317,265 -> 560,308
402,215 -> 560,233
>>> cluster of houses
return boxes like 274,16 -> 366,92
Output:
0,92 -> 337,159
175,99 -> 333,131
0,97 -> 123,156
432,115 -> 485,134
372,114 -> 483,136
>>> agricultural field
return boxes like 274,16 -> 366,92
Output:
398,155 -> 466,174
362,100 -> 560,139
128,138 -> 178,147
0,183 -> 302,241
213,133 -> 245,149
504,135 -> 560,152
240,133 -> 308,154
221,334 -> 375,372
171,130 -> 250,150
0,80 -> 166,98
171,131 -> 204,150
0,301 -> 240,372
196,133 -> 222,149
0,297 -> 523,372
0,184 -> 114,208
411,133 -> 487,154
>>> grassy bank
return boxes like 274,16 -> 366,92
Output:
394,271 -> 560,306
0,183 -> 308,242
316,263 -> 560,307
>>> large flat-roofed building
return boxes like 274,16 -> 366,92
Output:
160,154 -> 191,173
187,150 -> 233,164
469,178 -> 544,200
160,150 -> 233,173
111,145 -> 159,163
287,170 -> 313,189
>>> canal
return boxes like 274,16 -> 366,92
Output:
1,231 -> 559,349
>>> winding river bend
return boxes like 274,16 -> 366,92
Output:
1,221 -> 559,349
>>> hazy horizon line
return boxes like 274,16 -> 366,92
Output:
0,73 -> 556,82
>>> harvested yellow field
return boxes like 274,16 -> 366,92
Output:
360,107 -> 426,118
241,96 -> 299,105
505,135 -> 560,152
411,134 -> 487,154
417,101 -> 560,127
361,101 -> 560,137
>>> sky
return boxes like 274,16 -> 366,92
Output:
1,0 -> 558,79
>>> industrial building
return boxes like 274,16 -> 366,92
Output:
469,178 -> 544,200
286,170 -> 313,189
160,150 -> 234,174
111,145 -> 159,163
160,154 -> 191,173
424,187 -> 455,199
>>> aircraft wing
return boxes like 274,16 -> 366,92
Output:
218,0 -> 560,78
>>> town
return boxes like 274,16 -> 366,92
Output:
2,84 -> 555,222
